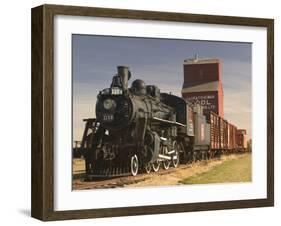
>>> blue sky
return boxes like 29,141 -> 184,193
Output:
72,35 -> 252,141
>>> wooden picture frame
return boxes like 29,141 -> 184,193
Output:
31,4 -> 274,221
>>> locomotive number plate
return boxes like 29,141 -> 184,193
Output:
103,114 -> 114,121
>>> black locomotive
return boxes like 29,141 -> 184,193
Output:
79,66 -> 246,178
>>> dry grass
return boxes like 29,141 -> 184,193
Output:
180,153 -> 252,184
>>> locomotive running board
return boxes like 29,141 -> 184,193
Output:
152,117 -> 186,127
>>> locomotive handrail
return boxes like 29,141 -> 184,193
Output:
152,117 -> 186,127
83,118 -> 96,122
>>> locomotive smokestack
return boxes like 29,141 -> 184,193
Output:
117,66 -> 131,90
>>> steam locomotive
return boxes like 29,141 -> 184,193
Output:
79,66 -> 247,178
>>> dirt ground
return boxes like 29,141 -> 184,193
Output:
72,153 -> 250,190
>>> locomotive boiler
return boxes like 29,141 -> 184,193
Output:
82,66 -> 188,177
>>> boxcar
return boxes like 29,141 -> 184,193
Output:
209,112 -> 238,154
236,129 -> 247,152
228,123 -> 237,151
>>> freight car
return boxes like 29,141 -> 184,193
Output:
209,112 -> 238,157
236,129 -> 247,152
79,66 -> 247,178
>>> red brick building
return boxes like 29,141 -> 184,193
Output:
181,56 -> 224,118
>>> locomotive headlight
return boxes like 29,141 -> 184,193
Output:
103,98 -> 116,110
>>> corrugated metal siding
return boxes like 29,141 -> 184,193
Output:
183,62 -> 220,86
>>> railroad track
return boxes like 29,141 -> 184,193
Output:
73,163 -> 192,190
72,154 -> 246,190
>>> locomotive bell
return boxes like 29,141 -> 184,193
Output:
117,66 -> 131,90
